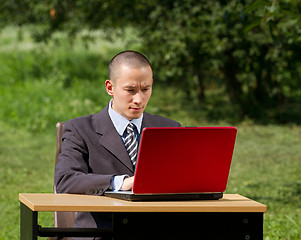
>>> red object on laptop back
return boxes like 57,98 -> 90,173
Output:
133,127 -> 237,194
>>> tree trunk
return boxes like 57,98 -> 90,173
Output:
222,51 -> 243,105
196,72 -> 205,102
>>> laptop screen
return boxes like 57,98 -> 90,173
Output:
133,127 -> 237,194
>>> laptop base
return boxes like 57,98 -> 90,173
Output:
104,191 -> 223,201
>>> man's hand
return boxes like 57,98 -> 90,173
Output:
121,176 -> 134,191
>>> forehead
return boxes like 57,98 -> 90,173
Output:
114,65 -> 153,86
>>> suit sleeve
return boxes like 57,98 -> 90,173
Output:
54,121 -> 112,195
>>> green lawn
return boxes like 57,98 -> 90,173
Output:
1,121 -> 300,239
226,124 -> 301,239
0,121 -> 55,239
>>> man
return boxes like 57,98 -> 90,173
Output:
55,50 -> 181,235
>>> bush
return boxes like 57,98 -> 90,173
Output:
0,27 -> 114,132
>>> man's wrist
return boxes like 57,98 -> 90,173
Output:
110,175 -> 129,191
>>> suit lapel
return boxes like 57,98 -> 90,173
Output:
93,105 -> 134,172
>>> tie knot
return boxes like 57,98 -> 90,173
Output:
126,123 -> 135,133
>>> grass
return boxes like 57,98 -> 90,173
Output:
0,121 -> 55,239
226,124 -> 301,239
0,26 -> 300,239
1,121 -> 300,239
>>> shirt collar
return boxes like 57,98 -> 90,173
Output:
108,99 -> 143,136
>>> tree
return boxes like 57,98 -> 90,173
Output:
1,0 -> 301,122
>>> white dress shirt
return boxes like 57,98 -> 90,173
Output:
108,99 -> 143,191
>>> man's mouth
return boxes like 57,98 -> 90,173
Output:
131,107 -> 142,112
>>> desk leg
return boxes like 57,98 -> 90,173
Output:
20,203 -> 38,240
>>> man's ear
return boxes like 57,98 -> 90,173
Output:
105,80 -> 114,97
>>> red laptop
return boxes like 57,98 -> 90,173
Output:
105,127 -> 237,201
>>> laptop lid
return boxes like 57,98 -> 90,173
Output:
133,127 -> 237,194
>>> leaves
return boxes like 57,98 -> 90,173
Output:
244,0 -> 269,14
1,0 -> 301,123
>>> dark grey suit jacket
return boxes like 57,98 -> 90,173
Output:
54,103 -> 181,232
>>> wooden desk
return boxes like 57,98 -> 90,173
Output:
19,193 -> 267,239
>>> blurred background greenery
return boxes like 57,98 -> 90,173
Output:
0,0 -> 300,239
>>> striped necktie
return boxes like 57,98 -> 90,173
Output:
124,123 -> 138,166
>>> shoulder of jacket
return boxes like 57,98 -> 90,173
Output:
143,112 -> 181,126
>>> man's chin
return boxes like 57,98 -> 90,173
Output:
127,111 -> 143,120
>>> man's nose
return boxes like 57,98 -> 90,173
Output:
133,92 -> 143,104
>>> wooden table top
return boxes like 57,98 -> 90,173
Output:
19,193 -> 267,213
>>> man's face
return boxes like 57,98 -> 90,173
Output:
106,64 -> 153,120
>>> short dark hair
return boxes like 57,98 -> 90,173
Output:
109,50 -> 152,80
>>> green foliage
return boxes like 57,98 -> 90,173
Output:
144,0 -> 301,121
0,27 -> 114,132
1,0 -> 301,123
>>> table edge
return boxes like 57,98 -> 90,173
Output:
19,193 -> 267,213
